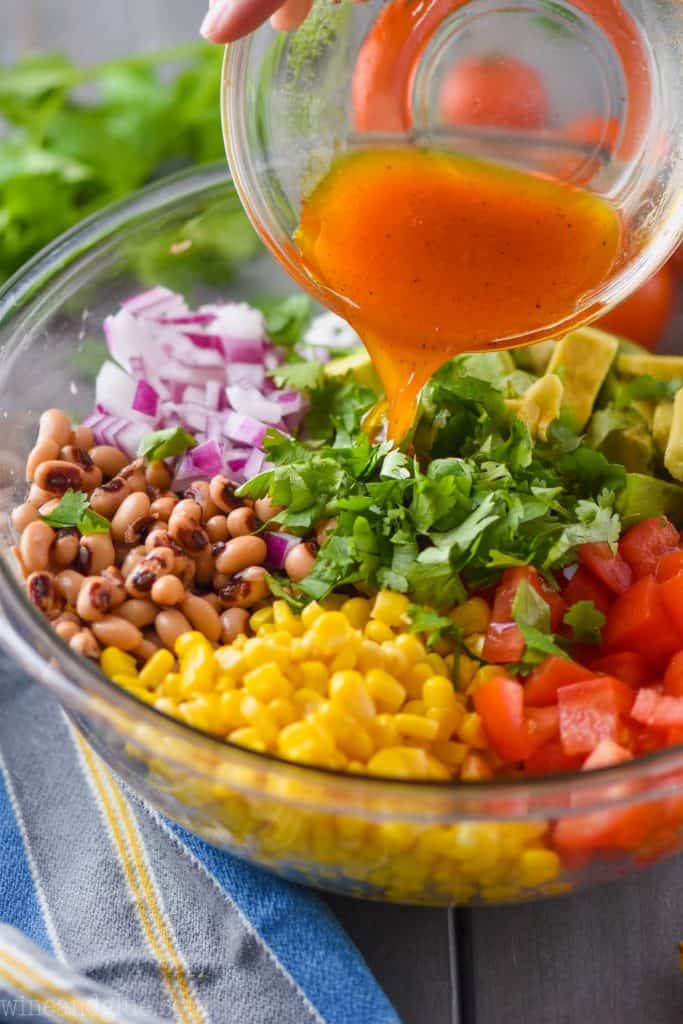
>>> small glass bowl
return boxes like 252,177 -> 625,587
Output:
224,0 -> 683,349
2,165 -> 683,907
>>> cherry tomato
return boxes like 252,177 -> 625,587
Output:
440,56 -> 549,130
597,264 -> 675,351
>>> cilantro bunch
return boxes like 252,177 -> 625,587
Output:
241,357 -> 626,608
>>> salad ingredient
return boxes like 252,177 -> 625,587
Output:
546,328 -> 619,431
597,264 -> 675,351
295,148 -> 620,439
440,56 -> 549,130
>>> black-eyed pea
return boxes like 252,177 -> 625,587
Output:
26,571 -> 64,619
215,535 -> 267,576
219,566 -> 268,609
89,446 -> 129,479
145,527 -> 175,552
11,503 -> 39,533
89,477 -> 131,518
149,495 -> 178,522
315,518 -> 338,547
111,493 -> 151,542
220,607 -> 250,643
284,541 -> 318,583
118,458 -> 147,493
126,547 -> 175,597
133,637 -> 162,663
76,576 -> 116,622
101,566 -> 127,606
181,594 -> 222,643
123,514 -> 158,545
33,460 -> 85,495
55,570 -> 85,606
53,528 -> 80,568
185,480 -> 220,521
54,616 -> 81,643
145,461 -> 172,490
92,616 -> 143,652
59,447 -> 102,492
254,496 -> 284,524
20,521 -> 55,572
206,515 -> 229,543
39,498 -> 61,517
150,575 -> 185,607
26,439 -> 60,482
208,475 -> 241,514
213,571 -> 230,591
120,545 -> 146,579
169,499 -> 202,527
176,556 -> 196,589
80,533 -> 116,575
155,609 -> 192,650
194,547 -> 215,586
117,599 -> 158,628
203,593 -> 222,612
169,515 -> 209,555
71,424 -> 95,450
227,506 -> 259,538
70,629 -> 100,659
28,483 -> 59,508
38,409 -> 72,448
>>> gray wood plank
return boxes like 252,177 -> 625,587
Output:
464,862 -> 683,1024
325,895 -> 459,1024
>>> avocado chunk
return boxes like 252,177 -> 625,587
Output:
513,340 -> 556,375
653,401 -> 674,456
618,353 -> 683,380
600,425 -> 654,474
664,388 -> 683,482
617,472 -> 683,528
324,349 -> 381,392
505,374 -> 563,440
547,327 -> 619,431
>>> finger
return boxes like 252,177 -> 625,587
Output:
201,0 -> 284,42
270,0 -> 313,33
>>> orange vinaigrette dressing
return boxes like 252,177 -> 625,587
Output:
295,148 -> 621,439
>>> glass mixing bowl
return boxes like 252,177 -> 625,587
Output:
3,165 -> 683,907
224,0 -> 683,353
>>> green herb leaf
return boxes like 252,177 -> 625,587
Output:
408,604 -> 462,651
512,579 -> 552,633
40,489 -> 89,529
137,426 -> 197,462
268,360 -> 325,392
563,601 -> 606,646
518,623 -> 570,664
258,295 -> 312,347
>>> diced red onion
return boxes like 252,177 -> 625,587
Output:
226,363 -> 265,389
96,361 -> 154,423
223,412 -> 269,448
82,411 -> 149,456
265,531 -> 299,570
132,379 -> 159,418
183,332 -> 225,357
122,286 -> 188,319
226,386 -> 285,425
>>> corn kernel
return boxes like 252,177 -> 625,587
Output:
257,624 -> 278,636
308,612 -> 354,657
300,601 -> 324,629
367,747 -> 431,779
458,712 -> 489,749
426,705 -> 464,741
292,688 -> 326,715
368,713 -> 400,749
403,662 -> 432,699
277,721 -> 340,767
365,669 -> 406,712
364,620 -> 394,644
455,654 -> 478,689
175,631 -> 210,658
519,849 -> 561,888
157,672 -> 182,698
460,752 -> 494,781
215,672 -> 236,693
329,671 -> 376,722
272,601 -> 304,635
380,643 -> 410,679
371,591 -> 410,627
229,727 -> 268,753
101,648 -> 137,680
464,633 -> 486,658
450,598 -> 491,635
356,640 -> 386,674
423,675 -> 458,709
423,755 -> 451,780
179,641 -> 215,695
468,665 -> 503,694
138,649 -> 175,689
214,647 -> 246,675
394,713 -> 440,742
268,698 -> 296,727
249,607 -> 274,632
296,661 -> 329,694
112,674 -> 144,696
329,646 -> 359,673
316,703 -> 374,761
432,740 -> 468,768
341,597 -> 372,630
403,699 -> 427,715
243,662 -> 292,702
393,633 -> 426,665
425,652 -> 449,676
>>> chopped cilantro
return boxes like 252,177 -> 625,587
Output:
40,489 -> 110,535
268,360 -> 325,392
257,295 -> 312,347
137,427 -> 196,462
512,579 -> 552,633
408,604 -> 462,651
564,601 -> 606,646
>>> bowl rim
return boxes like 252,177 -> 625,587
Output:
2,161 -> 683,819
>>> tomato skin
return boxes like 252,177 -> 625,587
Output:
525,705 -> 560,751
631,688 -> 683,729
473,677 -> 535,762
558,676 -> 634,756
524,740 -> 584,776
582,738 -> 632,770
658,574 -> 683,637
578,542 -> 632,595
655,550 -> 683,583
562,566 -> 612,616
482,622 -> 525,664
491,566 -> 566,631
597,264 -> 675,351
619,517 -> 679,580
602,575 -> 681,668
440,56 -> 549,131
590,652 -> 651,688
663,651 -> 683,698
524,656 -> 594,707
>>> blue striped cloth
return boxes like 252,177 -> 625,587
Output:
0,650 -> 399,1024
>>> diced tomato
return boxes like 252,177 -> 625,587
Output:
524,656 -> 594,707
658,574 -> 683,637
602,576 -> 681,668
473,676 -> 534,762
663,651 -> 683,698
590,652 -> 651,688
491,566 -> 566,632
631,688 -> 683,729
582,738 -> 632,770
482,622 -> 525,664
578,542 -> 632,595
627,722 -> 670,757
525,705 -> 560,752
666,726 -> 683,748
619,517 -> 679,580
562,566 -> 612,616
655,549 -> 683,583
558,677 -> 635,756
524,740 -> 584,775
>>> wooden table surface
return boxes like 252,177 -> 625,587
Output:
3,4 -> 683,1022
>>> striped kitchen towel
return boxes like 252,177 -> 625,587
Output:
0,651 -> 399,1024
